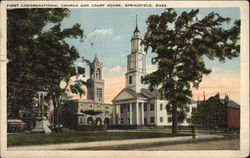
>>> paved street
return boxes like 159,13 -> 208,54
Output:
139,138 -> 239,150
9,134 -> 228,150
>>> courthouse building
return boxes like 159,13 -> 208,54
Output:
112,23 -> 196,127
62,56 -> 112,128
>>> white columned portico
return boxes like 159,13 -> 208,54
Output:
129,103 -> 132,125
141,103 -> 144,125
136,102 -> 139,125
112,105 -> 115,125
118,104 -> 121,124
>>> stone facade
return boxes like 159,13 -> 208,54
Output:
62,99 -> 112,127
61,57 -> 112,127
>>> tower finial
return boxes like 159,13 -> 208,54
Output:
134,14 -> 140,33
136,14 -> 138,27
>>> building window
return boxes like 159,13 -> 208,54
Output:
144,117 -> 147,124
160,103 -> 163,111
144,103 -> 147,111
192,107 -> 196,112
105,111 -> 109,114
128,104 -> 130,112
121,118 -> 124,124
96,68 -> 101,79
150,117 -> 154,123
141,76 -> 144,84
160,117 -> 163,122
120,107 -> 123,113
96,88 -> 102,98
150,104 -> 154,111
168,117 -> 172,123
129,75 -> 132,84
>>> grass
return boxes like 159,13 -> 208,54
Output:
7,129 -> 190,147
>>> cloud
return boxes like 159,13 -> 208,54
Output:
89,28 -> 113,36
109,66 -> 122,72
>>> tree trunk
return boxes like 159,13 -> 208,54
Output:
172,104 -> 179,136
52,97 -> 57,130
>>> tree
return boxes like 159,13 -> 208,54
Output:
143,8 -> 240,135
70,79 -> 88,99
7,8 -> 84,129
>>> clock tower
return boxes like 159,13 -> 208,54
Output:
125,16 -> 147,93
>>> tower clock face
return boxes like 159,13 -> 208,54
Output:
138,55 -> 143,69
130,56 -> 135,68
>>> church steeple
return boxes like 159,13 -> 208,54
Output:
131,15 -> 143,54
125,16 -> 147,93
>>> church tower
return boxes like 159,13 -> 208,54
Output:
87,55 -> 104,103
125,16 -> 147,93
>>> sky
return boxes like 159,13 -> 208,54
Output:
58,8 -> 241,104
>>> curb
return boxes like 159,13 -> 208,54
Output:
8,134 -> 224,150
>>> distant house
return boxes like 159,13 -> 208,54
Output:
226,99 -> 240,128
196,93 -> 240,128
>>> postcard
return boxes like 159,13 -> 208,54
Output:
0,0 -> 249,158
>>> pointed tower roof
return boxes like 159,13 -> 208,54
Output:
92,54 -> 101,64
133,15 -> 140,33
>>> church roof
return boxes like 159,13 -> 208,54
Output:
112,88 -> 162,103
141,88 -> 160,99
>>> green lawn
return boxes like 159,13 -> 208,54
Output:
7,129 -> 190,147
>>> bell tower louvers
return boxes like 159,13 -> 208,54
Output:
125,16 -> 147,93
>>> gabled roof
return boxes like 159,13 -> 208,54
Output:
227,100 -> 240,109
112,88 -> 137,102
112,88 -> 162,103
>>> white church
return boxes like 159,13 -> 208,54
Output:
112,22 -> 197,127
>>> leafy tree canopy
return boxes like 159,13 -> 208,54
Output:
143,8 -> 240,134
7,8 -> 84,118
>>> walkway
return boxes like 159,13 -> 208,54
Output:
9,134 -> 224,150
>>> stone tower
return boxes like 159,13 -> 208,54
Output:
87,55 -> 104,103
125,16 -> 147,93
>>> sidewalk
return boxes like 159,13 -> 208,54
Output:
8,134 -> 224,150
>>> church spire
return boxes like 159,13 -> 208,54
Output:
133,15 -> 140,33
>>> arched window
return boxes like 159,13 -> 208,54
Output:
129,75 -> 132,84
96,68 -> 101,79
141,76 -> 144,84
